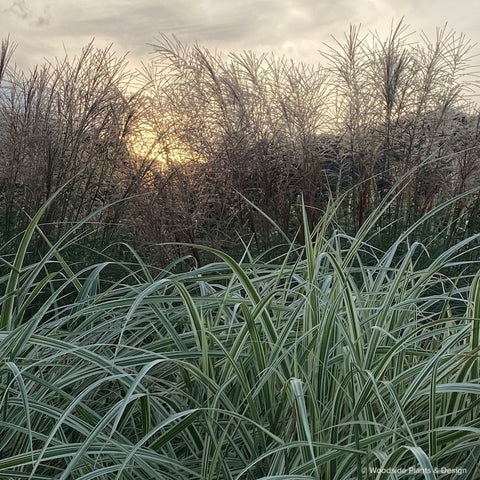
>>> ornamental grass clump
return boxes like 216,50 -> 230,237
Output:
0,187 -> 479,479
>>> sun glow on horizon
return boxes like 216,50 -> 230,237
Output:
127,127 -> 167,162
127,126 -> 206,166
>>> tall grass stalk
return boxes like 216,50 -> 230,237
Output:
0,187 -> 479,479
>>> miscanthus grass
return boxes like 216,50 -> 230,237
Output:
0,189 -> 479,480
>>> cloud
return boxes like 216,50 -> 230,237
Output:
3,1 -> 51,28
35,6 -> 51,27
1,0 -> 480,72
4,0 -> 29,20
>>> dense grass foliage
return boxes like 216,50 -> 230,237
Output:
0,195 -> 479,479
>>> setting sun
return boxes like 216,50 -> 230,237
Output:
127,124 -> 204,165
127,126 -> 166,161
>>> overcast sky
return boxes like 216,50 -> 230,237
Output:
2,0 -> 480,71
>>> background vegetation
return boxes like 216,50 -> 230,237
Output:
1,21 -> 479,265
